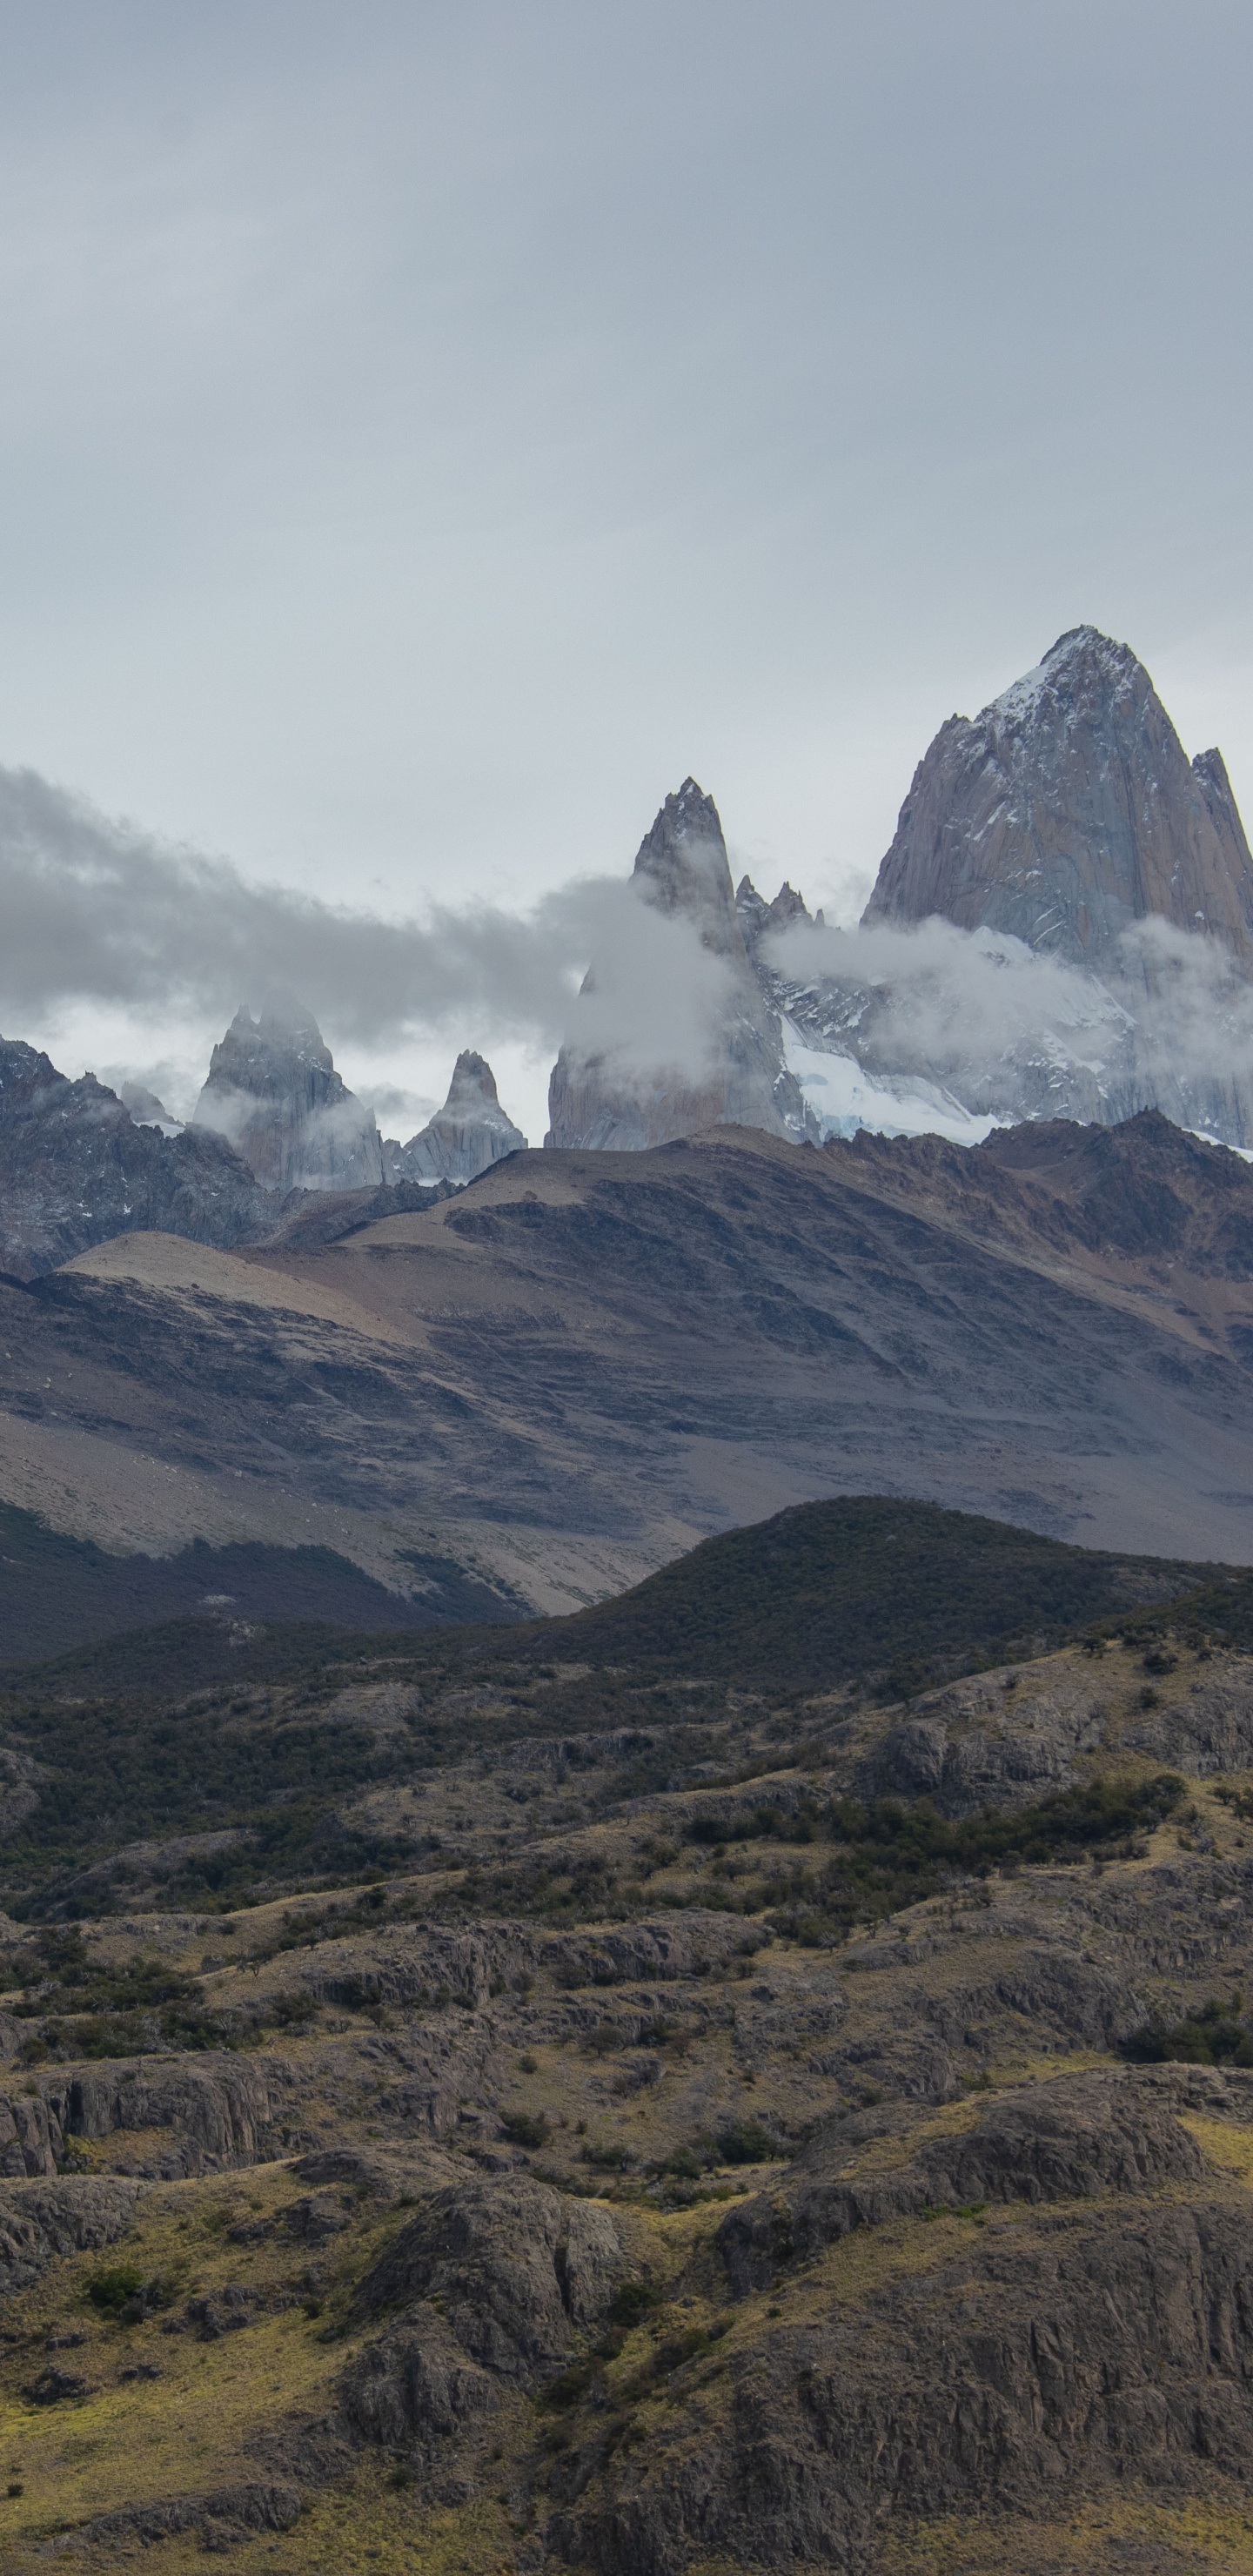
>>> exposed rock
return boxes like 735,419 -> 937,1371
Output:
24,2362 -> 94,2402
717,2070 -> 1203,2291
559,2199 -> 1253,2576
117,1081 -> 182,1135
341,2307 -> 500,2452
0,1035 -> 270,1278
45,2478 -> 302,2553
351,2173 -> 623,2377
0,2177 -> 138,2298
192,995 -> 382,1191
862,625 -> 1253,972
859,1667 -> 1108,1815
546,780 -> 817,1150
383,1051 -> 526,1186
543,1914 -> 763,1989
736,633 -> 1253,1147
1122,1670 -> 1253,1774
0,2089 -> 64,2177
735,875 -> 816,953
39,2055 -> 275,2174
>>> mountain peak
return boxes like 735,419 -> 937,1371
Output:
193,997 -> 381,1192
863,628 -> 1253,969
633,778 -> 744,962
384,1050 -> 526,1187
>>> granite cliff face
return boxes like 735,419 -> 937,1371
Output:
382,1051 -> 526,1186
862,624 -> 1253,969
192,997 -> 382,1192
0,1036 -> 270,1280
738,629 -> 1253,1148
546,779 -> 816,1150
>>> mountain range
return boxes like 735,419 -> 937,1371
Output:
3,617 -> 1253,1641
4,620 -> 1252,1290
1,1108 -> 1250,1669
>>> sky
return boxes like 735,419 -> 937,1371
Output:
0,0 -> 1250,1143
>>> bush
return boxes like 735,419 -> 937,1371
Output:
86,2264 -> 144,2314
715,2116 -> 783,2166
609,2278 -> 661,2327
501,2110 -> 550,2149
1122,1997 -> 1253,2068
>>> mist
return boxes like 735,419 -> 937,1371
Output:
0,760 -> 741,1106
766,909 -> 1253,1137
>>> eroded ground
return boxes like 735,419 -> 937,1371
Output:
3,1633 -> 1253,2568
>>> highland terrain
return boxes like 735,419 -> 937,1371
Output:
2,1506 -> 1253,2571
2,621 -> 1253,2571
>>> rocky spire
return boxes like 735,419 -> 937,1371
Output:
546,782 -> 817,1151
736,875 -> 813,956
862,625 -> 1253,971
383,1051 -> 526,1186
192,994 -> 382,1193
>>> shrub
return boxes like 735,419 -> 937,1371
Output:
580,2139 -> 631,2170
608,2278 -> 660,2327
1122,1998 -> 1253,2068
501,2110 -> 550,2149
715,2116 -> 783,2166
86,2264 -> 144,2314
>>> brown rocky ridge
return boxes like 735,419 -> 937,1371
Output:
3,1112 -> 1252,1651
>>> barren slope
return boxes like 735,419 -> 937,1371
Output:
0,1124 -> 1250,1613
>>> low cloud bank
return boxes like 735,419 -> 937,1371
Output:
766,910 -> 1253,1124
5,761 -> 1253,1144
0,763 -> 734,1080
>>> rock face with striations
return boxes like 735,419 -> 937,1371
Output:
0,1036 -> 271,1279
382,1052 -> 526,1187
862,624 -> 1253,970
192,996 -> 382,1193
546,778 -> 817,1150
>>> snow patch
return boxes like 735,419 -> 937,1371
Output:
781,1022 -> 999,1147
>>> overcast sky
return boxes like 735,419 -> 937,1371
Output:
1,0 -> 1250,1138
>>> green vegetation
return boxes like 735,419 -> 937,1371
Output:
553,1497 -> 1205,1694
746,1772 -> 1187,1940
84,2264 -> 144,2314
1096,1568 -> 1253,1660
1122,1995 -> 1253,2068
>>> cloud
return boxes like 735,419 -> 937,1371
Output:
764,909 -> 1253,1134
0,761 -> 732,1078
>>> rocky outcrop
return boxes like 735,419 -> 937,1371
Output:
0,2088 -> 63,2177
39,2055 -> 275,2175
0,2177 -> 138,2298
566,2200 -> 1253,2576
858,1667 -> 1108,1815
350,2173 -> 623,2375
717,2070 -> 1203,2291
546,780 -> 817,1150
0,1036 -> 271,1278
46,2479 -> 302,2554
382,1051 -> 526,1186
862,625 -> 1253,971
193,996 -> 382,1191
117,1081 -> 182,1135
